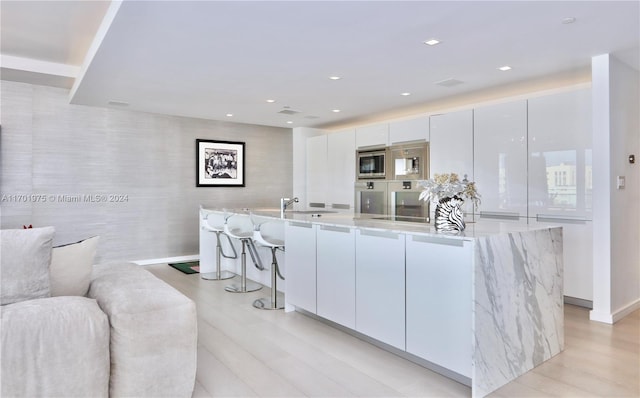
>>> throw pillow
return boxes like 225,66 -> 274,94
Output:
50,236 -> 99,297
0,226 -> 55,305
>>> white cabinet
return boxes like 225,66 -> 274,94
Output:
405,234 -> 472,378
528,88 -> 592,220
284,222 -> 317,313
317,225 -> 356,328
430,109 -> 474,217
355,229 -> 405,350
327,129 -> 356,209
306,130 -> 355,210
306,135 -> 328,206
533,218 -> 593,301
528,88 -> 592,302
389,116 -> 429,144
356,123 -> 389,148
473,100 -> 528,218
562,221 -> 593,302
429,109 -> 473,179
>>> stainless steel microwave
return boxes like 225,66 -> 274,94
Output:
357,148 -> 387,179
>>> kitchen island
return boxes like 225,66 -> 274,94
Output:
200,209 -> 564,397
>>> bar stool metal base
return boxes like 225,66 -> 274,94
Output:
252,246 -> 284,311
252,297 -> 284,310
201,270 -> 236,281
225,281 -> 262,293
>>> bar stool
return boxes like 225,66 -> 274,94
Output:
201,211 -> 236,280
223,213 -> 264,293
251,215 -> 285,310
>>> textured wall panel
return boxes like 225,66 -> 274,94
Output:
0,82 -> 34,228
0,81 -> 292,263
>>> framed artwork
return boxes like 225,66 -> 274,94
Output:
196,139 -> 245,187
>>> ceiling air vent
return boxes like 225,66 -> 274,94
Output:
107,100 -> 129,107
304,115 -> 319,119
435,78 -> 464,87
278,109 -> 301,115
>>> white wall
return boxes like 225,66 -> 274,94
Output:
591,54 -> 640,323
1,81 -> 293,264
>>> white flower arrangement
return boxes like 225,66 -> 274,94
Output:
418,173 -> 481,210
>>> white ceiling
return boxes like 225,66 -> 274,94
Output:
1,1 -> 639,129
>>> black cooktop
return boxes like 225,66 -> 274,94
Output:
369,215 -> 430,224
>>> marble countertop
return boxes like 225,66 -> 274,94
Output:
204,207 -> 559,241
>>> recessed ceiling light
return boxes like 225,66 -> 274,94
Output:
286,121 -> 293,124
562,17 -> 576,24
329,76 -> 342,80
332,109 -> 341,113
498,66 -> 512,71
423,39 -> 440,46
401,92 -> 411,96
266,99 -> 276,103
226,113 -> 233,117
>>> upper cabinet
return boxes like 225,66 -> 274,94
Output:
528,88 -> 592,220
356,123 -> 388,148
388,116 -> 429,144
473,100 -> 528,218
429,109 -> 473,180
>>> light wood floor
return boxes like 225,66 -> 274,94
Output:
147,264 -> 639,397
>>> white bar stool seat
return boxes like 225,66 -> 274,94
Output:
223,213 -> 263,293
201,212 -> 236,280
251,215 -> 285,310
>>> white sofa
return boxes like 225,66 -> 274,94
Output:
0,227 -> 197,397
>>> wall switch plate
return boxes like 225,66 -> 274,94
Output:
617,176 -> 626,189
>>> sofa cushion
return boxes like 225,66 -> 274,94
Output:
50,236 -> 99,297
0,226 -> 55,305
88,262 -> 197,397
0,296 -> 110,397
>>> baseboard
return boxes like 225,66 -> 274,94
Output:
564,295 -> 593,309
133,254 -> 199,266
589,298 -> 640,324
612,298 -> 640,323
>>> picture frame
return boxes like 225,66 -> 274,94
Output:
196,139 -> 245,187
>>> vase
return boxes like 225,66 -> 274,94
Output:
434,196 -> 465,233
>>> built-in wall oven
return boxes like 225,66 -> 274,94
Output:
355,180 -> 388,214
388,180 -> 430,222
388,142 -> 429,181
354,141 -> 430,220
357,147 -> 387,179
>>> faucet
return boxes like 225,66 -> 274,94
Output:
280,197 -> 299,218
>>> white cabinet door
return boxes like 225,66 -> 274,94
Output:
528,88 -> 592,220
389,116 -> 429,144
355,229 -> 405,350
306,135 -> 328,207
406,234 -> 472,378
356,123 -> 389,148
474,100 -> 528,218
284,222 -> 317,313
533,218 -> 593,302
317,225 -> 356,328
429,110 -> 473,180
327,129 -> 355,210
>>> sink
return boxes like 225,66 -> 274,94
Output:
288,210 -> 337,214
